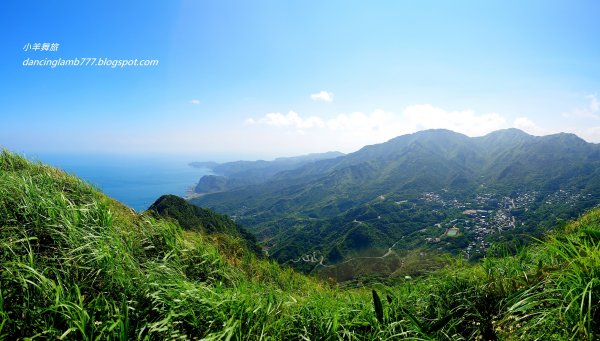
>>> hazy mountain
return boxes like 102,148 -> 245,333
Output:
190,151 -> 344,194
190,129 -> 600,270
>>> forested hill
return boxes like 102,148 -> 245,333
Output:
148,194 -> 262,256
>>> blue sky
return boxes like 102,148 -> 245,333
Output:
2,1 -> 600,160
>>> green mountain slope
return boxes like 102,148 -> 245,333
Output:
148,194 -> 262,256
1,150 -> 598,339
191,129 -> 600,271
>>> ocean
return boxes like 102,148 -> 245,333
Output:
29,153 -> 212,212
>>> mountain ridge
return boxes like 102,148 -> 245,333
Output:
190,151 -> 344,194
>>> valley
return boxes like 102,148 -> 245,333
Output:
251,186 -> 594,280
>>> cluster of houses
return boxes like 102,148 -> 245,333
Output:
421,191 -> 544,256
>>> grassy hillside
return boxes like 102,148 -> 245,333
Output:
1,150 -> 598,340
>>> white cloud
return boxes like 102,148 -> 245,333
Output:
257,111 -> 325,129
323,110 -> 399,137
247,104 -> 509,145
553,94 -> 600,142
562,94 -> 599,120
310,91 -> 334,102
190,99 -> 201,105
576,126 -> 600,143
513,117 -> 549,136
402,104 -> 506,136
587,94 -> 599,112
243,104 -> 517,153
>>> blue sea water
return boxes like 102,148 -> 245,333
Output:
29,153 -> 212,212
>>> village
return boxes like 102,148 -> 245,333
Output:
420,189 -> 575,257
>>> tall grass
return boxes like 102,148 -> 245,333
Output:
1,149 -> 598,340
498,215 -> 600,340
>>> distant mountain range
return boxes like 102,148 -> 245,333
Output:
190,129 -> 600,275
190,151 -> 344,194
